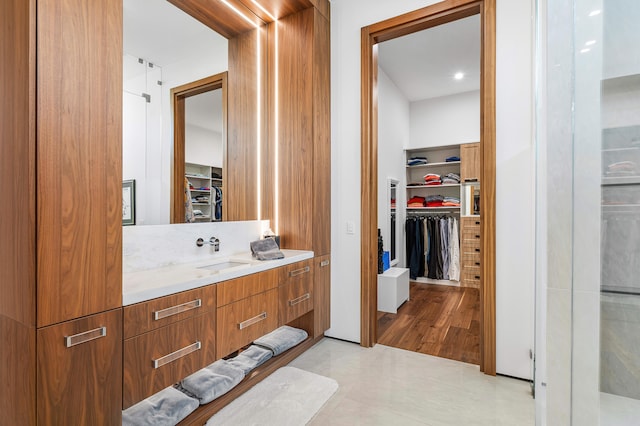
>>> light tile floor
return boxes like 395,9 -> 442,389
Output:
289,338 -> 535,425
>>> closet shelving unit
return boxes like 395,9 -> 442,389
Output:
186,162 -> 223,222
405,145 -> 462,213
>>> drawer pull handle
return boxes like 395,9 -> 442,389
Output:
320,260 -> 330,267
475,248 -> 480,252
475,235 -> 480,238
152,341 -> 201,369
239,312 -> 267,330
289,293 -> 311,306
289,266 -> 311,277
153,299 -> 202,321
475,262 -> 480,266
65,326 -> 106,348
475,275 -> 481,279
475,221 -> 480,225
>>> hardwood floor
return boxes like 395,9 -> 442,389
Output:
377,282 -> 480,365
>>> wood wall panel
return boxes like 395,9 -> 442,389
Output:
276,9 -> 314,250
227,27 -> 267,221
37,309 -> 122,425
0,0 -> 36,326
312,9 -> 331,256
168,0 -> 263,39
36,0 -> 122,327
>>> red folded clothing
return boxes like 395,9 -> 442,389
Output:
408,196 -> 426,207
426,201 -> 444,207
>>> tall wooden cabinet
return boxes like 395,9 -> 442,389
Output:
273,6 -> 331,337
1,0 -> 123,423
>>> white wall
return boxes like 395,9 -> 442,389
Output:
377,68 -> 410,266
185,124 -> 223,168
330,0 -> 535,380
409,90 -> 480,148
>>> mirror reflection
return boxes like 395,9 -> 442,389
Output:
122,0 -> 228,225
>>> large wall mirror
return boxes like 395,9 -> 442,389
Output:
122,0 -> 265,225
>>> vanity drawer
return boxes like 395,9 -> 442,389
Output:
123,285 -> 216,339
278,275 -> 314,326
123,310 -> 216,409
216,288 -> 278,358
217,268 -> 279,307
279,259 -> 314,286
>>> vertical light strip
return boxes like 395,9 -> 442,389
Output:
256,27 -> 262,220
274,21 -> 279,235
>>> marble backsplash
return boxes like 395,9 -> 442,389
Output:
123,220 -> 270,273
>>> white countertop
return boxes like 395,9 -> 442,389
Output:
123,249 -> 314,306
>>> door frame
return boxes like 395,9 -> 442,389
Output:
170,72 -> 228,223
360,0 -> 497,375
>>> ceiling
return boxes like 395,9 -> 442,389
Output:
123,0 -> 227,68
378,14 -> 481,102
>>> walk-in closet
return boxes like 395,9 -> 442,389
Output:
375,13 -> 482,365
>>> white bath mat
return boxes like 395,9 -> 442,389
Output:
206,366 -> 338,425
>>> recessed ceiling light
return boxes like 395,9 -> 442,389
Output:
581,48 -> 591,53
454,72 -> 464,80
585,40 -> 596,46
589,10 -> 601,17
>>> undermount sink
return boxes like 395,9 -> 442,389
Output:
197,261 -> 250,272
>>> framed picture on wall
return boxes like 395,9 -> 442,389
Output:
122,179 -> 136,226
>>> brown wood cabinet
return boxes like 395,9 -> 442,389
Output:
124,285 -> 217,339
37,309 -> 123,425
313,255 -> 331,338
216,288 -> 279,358
278,260 -> 315,325
123,310 -> 217,408
460,217 -> 482,289
3,0 -> 331,421
1,0 -> 123,423
460,142 -> 481,183
274,8 -> 331,256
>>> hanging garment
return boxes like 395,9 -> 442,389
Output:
423,219 -> 429,277
185,177 -> 195,223
440,218 -> 450,280
448,217 -> 461,281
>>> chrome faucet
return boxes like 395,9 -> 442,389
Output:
196,236 -> 220,252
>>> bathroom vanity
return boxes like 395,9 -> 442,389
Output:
0,0 -> 330,424
122,249 -> 317,421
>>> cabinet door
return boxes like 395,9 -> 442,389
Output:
460,143 -> 481,182
36,0 -> 122,326
312,9 -> 331,256
313,255 -> 331,338
123,310 -> 216,409
37,309 -> 122,425
216,289 -> 278,358
279,272 -> 314,326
